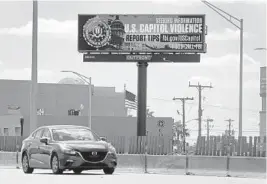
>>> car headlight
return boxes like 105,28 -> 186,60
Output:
60,145 -> 76,155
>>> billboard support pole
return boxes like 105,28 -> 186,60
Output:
137,62 -> 148,136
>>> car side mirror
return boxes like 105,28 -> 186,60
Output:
100,137 -> 107,142
40,137 -> 49,145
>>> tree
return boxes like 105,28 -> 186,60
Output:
173,121 -> 190,141
146,109 -> 155,118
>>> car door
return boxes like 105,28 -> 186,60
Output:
28,128 -> 44,168
39,128 -> 54,169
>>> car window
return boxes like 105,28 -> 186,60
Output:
52,128 -> 99,142
31,131 -> 37,138
34,129 -> 44,139
42,128 -> 52,139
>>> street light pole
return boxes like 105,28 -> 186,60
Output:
61,71 -> 92,129
201,0 -> 244,137
30,0 -> 38,133
239,19 -> 244,137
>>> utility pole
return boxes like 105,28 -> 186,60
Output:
173,97 -> 194,154
189,82 -> 213,137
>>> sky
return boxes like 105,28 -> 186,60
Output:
0,0 -> 266,140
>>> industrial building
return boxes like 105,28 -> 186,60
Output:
0,79 -> 173,137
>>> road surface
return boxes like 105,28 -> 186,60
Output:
0,169 -> 265,184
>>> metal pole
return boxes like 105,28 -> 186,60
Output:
182,99 -> 186,153
207,119 -> 210,139
198,87 -> 202,137
137,62 -> 148,136
30,0 -> 38,133
88,77 -> 92,129
239,19 -> 243,137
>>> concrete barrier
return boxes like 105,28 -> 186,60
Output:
189,155 -> 227,171
0,152 -> 266,174
229,156 -> 266,173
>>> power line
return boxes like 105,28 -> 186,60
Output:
150,97 -> 259,114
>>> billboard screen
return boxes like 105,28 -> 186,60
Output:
78,14 -> 206,53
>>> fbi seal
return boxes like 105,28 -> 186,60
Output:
83,16 -> 111,49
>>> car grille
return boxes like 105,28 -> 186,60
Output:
80,151 -> 107,162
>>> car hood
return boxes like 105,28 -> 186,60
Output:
59,140 -> 109,152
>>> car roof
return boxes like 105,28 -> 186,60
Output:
37,125 -> 90,130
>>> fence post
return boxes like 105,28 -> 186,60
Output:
257,136 -> 261,157
226,145 -> 231,177
237,136 -> 241,156
144,135 -> 148,173
212,136 -> 217,156
185,153 -> 189,175
16,143 -> 20,169
249,136 -> 253,157
4,136 -> 6,151
253,136 -> 257,157
262,136 -> 266,157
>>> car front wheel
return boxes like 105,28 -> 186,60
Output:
73,169 -> 83,174
103,168 -> 115,175
51,154 -> 63,174
22,153 -> 34,174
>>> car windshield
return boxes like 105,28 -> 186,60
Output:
52,128 -> 99,141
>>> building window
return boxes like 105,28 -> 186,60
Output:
15,127 -> 21,136
68,109 -> 80,116
37,108 -> 45,115
4,128 -> 9,136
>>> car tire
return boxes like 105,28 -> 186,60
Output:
22,153 -> 34,174
51,154 -> 63,174
103,168 -> 115,175
73,169 -> 83,174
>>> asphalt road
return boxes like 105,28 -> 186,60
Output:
0,169 -> 265,184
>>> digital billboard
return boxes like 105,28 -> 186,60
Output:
78,14 -> 206,54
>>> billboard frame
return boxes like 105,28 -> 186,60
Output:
78,14 -> 207,54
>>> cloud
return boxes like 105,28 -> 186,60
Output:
152,0 -> 199,5
189,76 -> 212,84
201,53 -> 259,67
0,18 -> 77,39
244,80 -> 259,89
207,28 -> 251,41
0,68 -> 61,82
